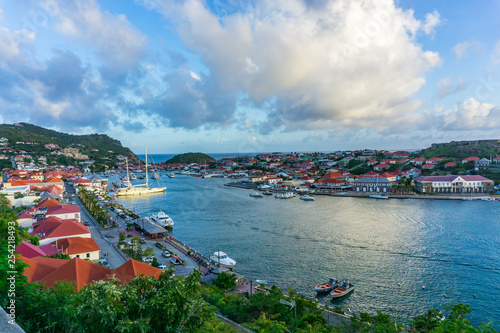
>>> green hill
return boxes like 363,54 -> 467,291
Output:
166,152 -> 215,164
0,122 -> 138,167
418,140 -> 500,159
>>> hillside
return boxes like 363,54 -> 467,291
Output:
0,122 -> 139,167
418,140 -> 500,159
166,152 -> 215,164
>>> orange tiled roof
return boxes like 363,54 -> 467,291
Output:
39,258 -> 112,291
22,256 -> 68,282
37,198 -> 61,208
53,237 -> 100,255
108,259 -> 162,285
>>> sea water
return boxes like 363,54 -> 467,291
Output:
116,175 -> 500,326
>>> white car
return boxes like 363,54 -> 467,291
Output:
158,264 -> 167,270
141,256 -> 153,263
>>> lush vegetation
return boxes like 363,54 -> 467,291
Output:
0,122 -> 139,168
77,188 -> 111,227
418,141 -> 500,159
166,152 -> 215,164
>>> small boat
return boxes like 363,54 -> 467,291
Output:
330,280 -> 354,298
210,251 -> 236,268
151,172 -> 161,179
250,192 -> 264,198
300,195 -> 314,201
275,192 -> 295,199
255,279 -> 270,285
314,277 -> 339,293
262,191 -> 273,196
369,194 -> 388,199
129,173 -> 137,180
168,173 -> 175,178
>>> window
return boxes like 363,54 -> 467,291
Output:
86,253 -> 90,258
76,255 -> 80,258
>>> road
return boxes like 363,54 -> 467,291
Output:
66,184 -> 126,269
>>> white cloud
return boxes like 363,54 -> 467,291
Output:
0,27 -> 20,60
37,0 -> 148,68
444,98 -> 499,130
453,41 -> 481,59
436,77 -> 466,98
492,41 -> 500,64
142,0 -> 442,132
422,10 -> 441,35
190,71 -> 201,81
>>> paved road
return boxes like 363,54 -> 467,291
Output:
142,239 -> 199,276
66,185 -> 126,269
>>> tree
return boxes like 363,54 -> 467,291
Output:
213,271 -> 237,291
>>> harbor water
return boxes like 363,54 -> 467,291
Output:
116,174 -> 500,326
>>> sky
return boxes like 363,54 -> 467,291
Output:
0,0 -> 499,154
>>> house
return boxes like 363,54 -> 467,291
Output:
22,257 -> 162,291
380,172 -> 396,182
30,217 -> 90,245
15,240 -> 61,258
475,158 -> 490,170
411,158 -> 427,165
366,159 -> 378,166
421,163 -> 435,170
373,163 -> 390,171
414,175 -> 494,193
444,162 -> 457,168
45,204 -> 81,222
106,259 -> 163,285
315,178 -> 350,189
322,171 -> 345,180
405,168 -> 421,178
493,156 -> 500,164
426,157 -> 443,165
52,237 -> 101,262
462,156 -> 480,163
352,177 -> 394,193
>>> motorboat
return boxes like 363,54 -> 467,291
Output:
168,173 -> 175,178
330,280 -> 354,298
129,173 -> 137,181
275,192 -> 295,199
150,210 -> 174,228
250,192 -> 264,198
151,172 -> 161,179
369,194 -> 388,199
300,195 -> 315,201
314,277 -> 339,293
210,251 -> 236,268
262,191 -> 273,196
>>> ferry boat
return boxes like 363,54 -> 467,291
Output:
150,210 -> 174,228
300,195 -> 314,201
330,280 -> 354,298
314,277 -> 339,293
210,251 -> 236,268
250,192 -> 264,198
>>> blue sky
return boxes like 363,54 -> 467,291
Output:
0,0 -> 499,154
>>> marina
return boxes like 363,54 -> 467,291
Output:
115,174 -> 500,326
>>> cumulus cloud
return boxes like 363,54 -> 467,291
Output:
436,77 -> 466,98
35,0 -> 148,68
141,0 -> 441,133
422,10 -> 441,35
444,98 -> 500,130
453,41 -> 482,59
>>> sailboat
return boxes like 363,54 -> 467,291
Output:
115,145 -> 167,196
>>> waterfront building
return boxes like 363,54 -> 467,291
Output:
414,175 -> 494,193
352,176 -> 394,193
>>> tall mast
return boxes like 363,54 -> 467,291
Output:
126,158 -> 130,186
145,144 -> 149,188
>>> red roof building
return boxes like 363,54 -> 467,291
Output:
107,259 -> 163,285
444,162 -> 457,168
30,217 -> 90,245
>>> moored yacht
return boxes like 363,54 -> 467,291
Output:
250,192 -> 264,198
300,195 -> 314,201
275,192 -> 295,199
210,251 -> 236,268
150,210 -> 174,228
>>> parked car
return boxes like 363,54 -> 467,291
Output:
99,257 -> 109,267
158,264 -> 167,270
139,238 -> 146,244
142,256 -> 153,263
84,221 -> 91,226
105,234 -> 115,238
162,250 -> 171,258
170,256 -> 183,265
